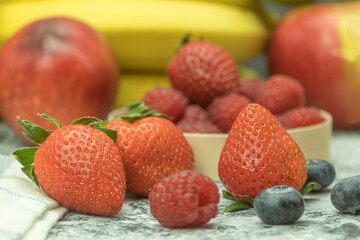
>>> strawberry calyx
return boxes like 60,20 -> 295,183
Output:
13,147 -> 40,187
175,33 -> 191,52
12,114 -> 117,187
112,101 -> 170,123
222,190 -> 254,212
16,115 -> 52,145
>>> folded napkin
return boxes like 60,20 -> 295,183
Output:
0,154 -> 68,240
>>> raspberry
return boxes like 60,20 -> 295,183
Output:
278,107 -> 325,129
182,104 -> 210,122
256,74 -> 306,115
149,170 -> 219,228
143,87 -> 189,123
208,93 -> 251,132
177,119 -> 221,133
233,77 -> 265,101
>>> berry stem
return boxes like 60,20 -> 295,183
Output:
300,181 -> 322,195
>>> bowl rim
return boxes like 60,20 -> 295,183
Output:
183,109 -> 333,137
108,107 -> 333,137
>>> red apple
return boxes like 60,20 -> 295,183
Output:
268,2 -> 360,128
0,17 -> 119,142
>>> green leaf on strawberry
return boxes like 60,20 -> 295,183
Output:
13,147 -> 38,167
13,147 -> 40,187
225,201 -> 253,213
222,189 -> 254,212
38,113 -> 62,128
16,116 -> 52,145
69,116 -> 100,126
115,101 -> 170,123
93,126 -> 117,143
21,165 -> 40,188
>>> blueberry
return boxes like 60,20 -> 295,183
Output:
306,158 -> 336,189
254,186 -> 304,225
330,175 -> 360,214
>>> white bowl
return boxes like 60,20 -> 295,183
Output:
184,110 -> 333,181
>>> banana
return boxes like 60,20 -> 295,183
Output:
0,0 -> 260,11
0,0 -> 268,71
167,0 -> 259,10
114,72 -> 170,108
268,0 -> 314,4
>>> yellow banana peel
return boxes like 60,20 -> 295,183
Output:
114,72 -> 170,108
0,0 -> 268,71
166,0 -> 259,10
0,0 -> 259,11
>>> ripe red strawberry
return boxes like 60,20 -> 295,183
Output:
177,119 -> 221,133
149,170 -> 219,228
167,39 -> 239,106
105,102 -> 194,197
218,104 -> 307,202
232,77 -> 265,102
256,74 -> 306,115
278,107 -> 325,129
13,115 -> 126,216
143,87 -> 189,123
181,104 -> 210,122
208,93 -> 251,133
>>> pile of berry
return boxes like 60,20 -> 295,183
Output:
14,107 -> 220,228
13,38 -> 356,231
142,39 -> 325,133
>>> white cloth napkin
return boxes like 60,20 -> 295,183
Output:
0,154 -> 68,240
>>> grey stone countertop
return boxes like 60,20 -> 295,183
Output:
1,126 -> 359,240
44,131 -> 360,240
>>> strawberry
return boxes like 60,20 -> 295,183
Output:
105,102 -> 194,197
218,104 -> 307,203
278,107 -> 325,129
13,114 -> 126,216
143,87 -> 189,123
208,93 -> 251,133
256,74 -> 306,115
167,39 -> 239,107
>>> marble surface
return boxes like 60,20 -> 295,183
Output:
45,131 -> 360,240
1,126 -> 360,240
